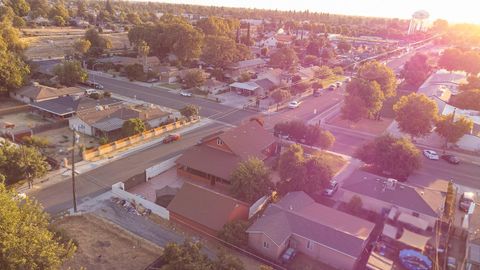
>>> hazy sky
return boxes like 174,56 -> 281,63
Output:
148,0 -> 478,23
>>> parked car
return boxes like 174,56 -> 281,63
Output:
85,88 -> 100,95
163,134 -> 181,144
328,84 -> 336,91
459,191 -> 476,212
281,248 -> 296,264
180,91 -> 192,97
146,78 -> 159,83
423,150 -> 439,160
288,101 -> 300,109
323,180 -> 339,196
83,80 -> 104,89
441,154 -> 460,164
344,76 -> 352,83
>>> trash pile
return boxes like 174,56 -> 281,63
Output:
111,197 -> 152,216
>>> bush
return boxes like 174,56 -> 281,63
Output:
333,66 -> 344,75
218,220 -> 249,247
124,64 -> 145,81
99,136 -> 109,145
271,89 -> 291,103
315,65 -> 333,79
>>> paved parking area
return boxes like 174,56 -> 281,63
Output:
215,91 -> 253,108
128,167 -> 184,202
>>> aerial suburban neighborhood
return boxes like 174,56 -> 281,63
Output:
0,0 -> 479,269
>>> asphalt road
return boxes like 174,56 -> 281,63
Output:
28,122 -> 226,214
90,74 -> 257,125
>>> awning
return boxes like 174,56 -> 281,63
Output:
382,224 -> 397,239
229,82 -> 260,91
366,252 -> 393,270
397,229 -> 431,251
397,213 -> 429,231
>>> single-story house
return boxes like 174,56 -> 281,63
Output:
381,224 -> 431,252
10,84 -> 84,104
29,96 -> 123,120
176,120 -> 278,186
260,34 -> 295,48
254,78 -> 277,93
229,81 -> 262,96
167,182 -> 249,234
247,192 -> 375,269
69,104 -> 172,138
158,66 -> 179,83
200,78 -> 228,94
340,170 -> 447,228
227,58 -> 267,78
366,252 -> 393,270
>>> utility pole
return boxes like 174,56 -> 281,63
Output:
71,128 -> 79,213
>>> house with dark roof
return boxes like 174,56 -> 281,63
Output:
247,192 -> 375,269
10,83 -> 83,104
29,96 -> 123,119
176,120 -> 278,186
340,170 -> 446,228
167,182 -> 249,234
467,236 -> 480,269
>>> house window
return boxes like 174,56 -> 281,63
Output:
263,241 -> 269,249
412,212 -> 420,217
216,138 -> 223,145
307,241 -> 312,249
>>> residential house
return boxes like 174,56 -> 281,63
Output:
200,78 -> 227,94
167,182 -> 249,234
227,58 -> 267,79
466,236 -> 480,269
10,84 -> 83,104
260,34 -> 295,48
158,66 -> 179,83
340,170 -> 446,228
247,192 -> 375,269
229,81 -> 261,96
69,104 -> 172,138
176,120 -> 278,186
30,16 -> 51,26
29,96 -> 123,120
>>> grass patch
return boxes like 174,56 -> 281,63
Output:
318,75 -> 345,88
159,83 -> 182,90
288,253 -> 338,270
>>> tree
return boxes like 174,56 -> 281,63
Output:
278,144 -> 305,182
320,48 -> 335,62
52,15 -> 65,26
269,47 -> 299,70
304,124 -> 335,149
184,69 -> 206,88
342,78 -> 384,121
459,75 -> 480,91
27,0 -> 50,18
346,195 -> 363,215
3,0 -> 30,17
452,89 -> 480,110
126,12 -> 142,25
271,89 -> 291,103
461,51 -> 480,76
49,0 -> 68,21
23,136 -> 50,150
230,157 -> 272,203
218,220 -> 249,247
73,39 -> 91,56
357,60 -> 397,99
53,60 -> 88,86
0,35 -> 29,92
180,104 -> 199,119
260,47 -> 268,57
238,72 -> 251,82
75,0 -> 86,18
12,16 -> 26,28
124,64 -> 144,81
355,134 -> 421,179
157,241 -> 212,269
213,250 -> 245,270
432,19 -> 448,33
315,65 -> 333,79
401,53 -> 432,88
122,118 -> 146,137
202,35 -> 249,68
393,93 -> 438,140
0,143 -> 49,186
303,54 -> 318,66
137,40 -> 150,72
317,130 -> 335,149
0,183 -> 76,269
332,66 -> 344,75
337,40 -> 351,53
164,22 -> 204,64
196,16 -> 239,37
84,28 -> 112,57
438,48 -> 463,72
436,114 -> 473,151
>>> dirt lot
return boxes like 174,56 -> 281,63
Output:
55,214 -> 162,270
21,27 -> 130,59
0,111 -> 49,131
328,114 -> 394,135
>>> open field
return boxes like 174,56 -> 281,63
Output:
21,27 -> 130,59
55,214 -> 161,270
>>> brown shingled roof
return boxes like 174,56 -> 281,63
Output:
15,84 -> 83,100
167,182 -> 249,231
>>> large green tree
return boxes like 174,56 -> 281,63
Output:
269,47 -> 299,70
401,53 -> 432,88
202,35 -> 250,68
357,60 -> 397,99
73,38 -> 91,56
393,93 -> 438,140
180,104 -> 200,119
196,16 -> 239,37
84,28 -> 112,57
278,144 -> 306,182
230,157 -> 272,203
48,0 -> 69,21
0,183 -> 76,269
436,114 -> 473,151
3,0 -> 30,17
355,134 -> 421,179
342,78 -> 384,121
53,60 -> 88,86
184,68 -> 206,88
0,36 -> 29,92
218,220 -> 249,247
0,142 -> 48,186
438,48 -> 463,72
452,89 -> 480,111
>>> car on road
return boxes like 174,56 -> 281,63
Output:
323,180 -> 339,196
180,91 -> 192,97
459,192 -> 475,212
344,76 -> 352,83
335,81 -> 342,88
83,80 -> 104,89
423,150 -> 439,160
313,89 -> 321,97
281,248 -> 296,264
162,134 -> 181,144
85,88 -> 101,95
146,78 -> 160,83
288,101 -> 300,109
441,154 -> 460,164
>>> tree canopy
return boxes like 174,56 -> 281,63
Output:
184,68 -> 206,88
84,28 -> 112,57
0,183 -> 76,269
401,53 -> 432,88
230,157 -> 272,203
53,60 -> 88,86
451,89 -> 480,111
269,47 -> 299,70
436,114 -> 473,150
393,93 -> 438,139
355,134 -> 421,179
202,35 -> 250,68
357,60 -> 397,99
122,118 -> 146,137
342,78 -> 384,121
180,104 -> 200,119
196,16 -> 239,37
0,22 -> 29,92
218,220 -> 249,247
0,142 -> 48,186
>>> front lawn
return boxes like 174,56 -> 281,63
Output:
158,83 -> 182,90
302,147 -> 347,175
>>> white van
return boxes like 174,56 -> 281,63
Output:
85,88 -> 99,95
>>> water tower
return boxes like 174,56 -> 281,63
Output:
408,10 -> 430,35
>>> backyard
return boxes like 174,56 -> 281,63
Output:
56,214 -> 162,270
